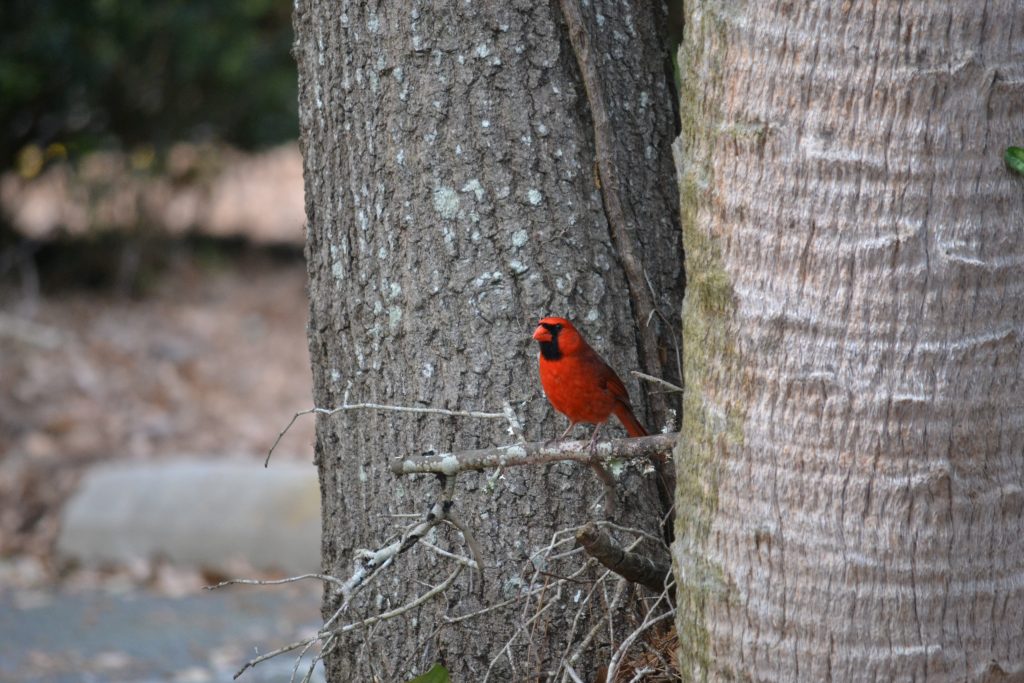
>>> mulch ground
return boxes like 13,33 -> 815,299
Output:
0,243 -> 315,583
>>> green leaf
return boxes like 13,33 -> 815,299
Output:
405,664 -> 450,683
1005,147 -> 1024,177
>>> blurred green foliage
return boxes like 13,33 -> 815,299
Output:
1006,147 -> 1024,177
0,0 -> 297,170
404,664 -> 451,683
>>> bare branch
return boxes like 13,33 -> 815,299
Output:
627,666 -> 656,682
329,472 -> 481,614
576,523 -> 671,593
604,610 -> 675,683
631,371 -> 684,394
556,567 -> 617,675
205,573 -> 344,590
642,269 -> 684,395
602,567 -> 677,683
390,432 -> 677,477
595,521 -> 667,548
444,513 -> 485,575
266,402 -> 506,466
289,637 -> 319,683
564,664 -> 585,683
558,538 -> 647,680
234,634 -> 318,679
442,582 -> 553,625
484,577 -> 566,682
248,402 -> 677,682
232,569 -> 463,680
336,498 -> 446,610
421,541 -> 477,568
501,400 -> 526,441
311,402 -> 505,420
331,566 -> 464,636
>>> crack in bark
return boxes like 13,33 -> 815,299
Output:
558,0 -> 665,416
559,0 -> 677,521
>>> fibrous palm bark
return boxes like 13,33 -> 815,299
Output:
675,2 -> 1024,680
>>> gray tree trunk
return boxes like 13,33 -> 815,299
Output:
675,1 -> 1024,681
293,1 -> 681,680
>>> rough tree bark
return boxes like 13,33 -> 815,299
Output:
675,2 -> 1024,681
293,1 -> 681,680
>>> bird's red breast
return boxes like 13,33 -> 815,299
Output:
533,316 -> 648,437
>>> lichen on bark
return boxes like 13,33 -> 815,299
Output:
672,2 -> 743,677
294,1 -> 683,680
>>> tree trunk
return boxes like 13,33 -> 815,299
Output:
293,1 -> 681,680
675,2 -> 1024,681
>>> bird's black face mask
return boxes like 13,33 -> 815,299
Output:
537,322 -> 563,361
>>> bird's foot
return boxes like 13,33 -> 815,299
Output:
586,424 -> 604,454
545,421 -> 577,447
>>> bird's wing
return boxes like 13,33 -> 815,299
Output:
580,347 -> 632,405
603,369 -> 631,405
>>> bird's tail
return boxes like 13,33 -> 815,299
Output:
613,402 -> 648,438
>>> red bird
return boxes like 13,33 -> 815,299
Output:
532,316 -> 648,449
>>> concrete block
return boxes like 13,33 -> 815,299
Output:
58,458 -> 320,575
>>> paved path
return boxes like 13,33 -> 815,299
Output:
4,459 -> 325,682
0,584 -> 325,683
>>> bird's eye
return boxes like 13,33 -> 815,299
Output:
555,323 -> 563,330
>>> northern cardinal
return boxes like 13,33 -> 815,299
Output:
532,316 -> 648,450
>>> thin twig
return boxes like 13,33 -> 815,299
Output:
628,666 -> 656,682
339,511 -> 440,610
444,514 -> 485,575
603,571 -> 677,682
421,541 -> 477,568
603,577 -> 618,661
327,473 -> 477,614
595,521 -> 667,548
524,576 -> 553,678
643,268 -> 684,394
266,402 -> 506,466
289,637 -> 319,683
564,664 -> 585,683
559,539 -> 646,679
442,581 -> 558,625
299,651 -> 322,683
205,573 -> 344,590
234,568 -> 463,679
484,577 -> 565,682
546,546 -> 587,562
604,610 -> 675,682
556,566 -> 615,676
631,371 -> 684,394
502,400 -> 526,442
234,635 -> 317,679
330,567 -> 463,636
335,499 -> 446,610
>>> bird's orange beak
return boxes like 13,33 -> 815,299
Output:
532,325 -> 552,342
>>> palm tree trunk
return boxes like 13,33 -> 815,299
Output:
675,2 -> 1024,680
